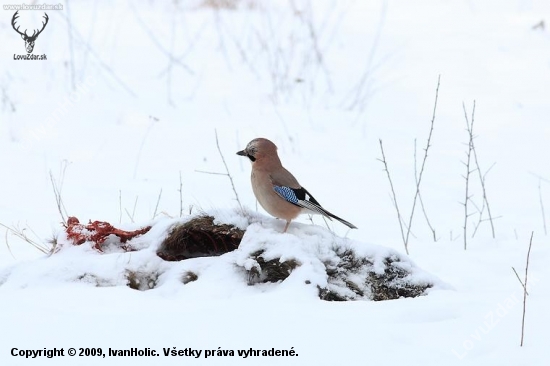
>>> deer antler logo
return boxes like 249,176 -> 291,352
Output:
11,11 -> 49,54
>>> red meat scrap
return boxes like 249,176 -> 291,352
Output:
65,217 -> 151,252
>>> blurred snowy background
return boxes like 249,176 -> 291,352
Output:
1,0 -> 550,365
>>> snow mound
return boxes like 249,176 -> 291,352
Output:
0,208 -> 444,301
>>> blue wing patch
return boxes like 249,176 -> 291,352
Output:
273,186 -> 299,204
273,185 -> 357,229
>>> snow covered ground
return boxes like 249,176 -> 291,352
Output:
1,0 -> 550,364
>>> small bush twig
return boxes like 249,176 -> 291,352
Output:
152,188 -> 163,219
538,179 -> 547,235
462,101 -> 475,250
195,130 -> 243,211
4,228 -> 15,259
414,138 -> 437,242
0,223 -> 51,254
49,163 -> 70,224
471,162 -> 498,237
378,76 -> 440,254
511,231 -> 534,347
378,140 -> 407,253
125,196 -> 139,223
465,101 -> 496,239
119,190 -> 122,224
403,75 -> 440,250
133,116 -> 158,179
179,171 -> 184,218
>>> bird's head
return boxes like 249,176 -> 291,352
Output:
236,138 -> 278,164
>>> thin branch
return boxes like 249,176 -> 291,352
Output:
414,138 -> 437,241
528,172 -> 550,185
346,0 -> 387,112
0,223 -> 51,254
520,232 -> 534,346
56,11 -> 137,97
293,1 -> 333,93
320,215 -> 332,232
473,215 -> 503,237
129,2 -> 193,74
538,179 -> 547,235
133,116 -> 158,179
49,168 -> 69,224
472,162 -> 496,237
4,228 -> 16,259
377,76 -> 440,254
125,196 -> 139,223
378,139 -> 407,253
124,209 -> 134,223
66,0 -> 76,90
179,171 -> 184,218
404,75 -> 441,250
132,196 -> 138,221
462,101 -> 475,250
215,129 -> 242,210
152,189 -> 163,219
511,266 -> 529,296
196,130 -> 243,211
468,101 -> 496,238
449,230 -> 460,242
194,170 -> 228,176
166,3 -> 177,107
118,190 -> 122,224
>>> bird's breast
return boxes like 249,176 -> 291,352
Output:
251,171 -> 301,221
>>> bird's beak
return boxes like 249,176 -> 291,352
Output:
236,150 -> 247,156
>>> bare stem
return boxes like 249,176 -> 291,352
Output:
4,228 -> 15,259
179,171 -> 184,218
520,232 -> 534,346
462,101 -> 475,250
414,138 -> 437,241
472,162 -> 496,237
467,101 -> 496,238
133,116 -> 158,179
404,75 -> 441,249
378,139 -> 407,254
0,222 -> 51,254
216,130 -> 242,210
511,266 -> 529,296
196,130 -> 243,211
378,76 -> 440,254
538,180 -> 547,235
49,166 -> 69,224
152,188 -> 163,219
118,190 -> 122,224
125,196 -> 139,223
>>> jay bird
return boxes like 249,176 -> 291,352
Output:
237,138 -> 357,232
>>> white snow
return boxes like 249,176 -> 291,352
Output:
1,0 -> 550,365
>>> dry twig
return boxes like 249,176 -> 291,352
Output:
465,101 -> 496,238
403,76 -> 440,251
538,180 -> 547,235
462,102 -> 475,250
378,76 -> 440,254
152,189 -> 163,219
511,232 -> 534,347
49,164 -> 69,224
196,130 -> 243,211
378,139 -> 407,253
125,196 -> 139,223
179,171 -> 184,218
414,138 -> 437,242
0,223 -> 51,254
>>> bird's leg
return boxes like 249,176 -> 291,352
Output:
283,220 -> 291,233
